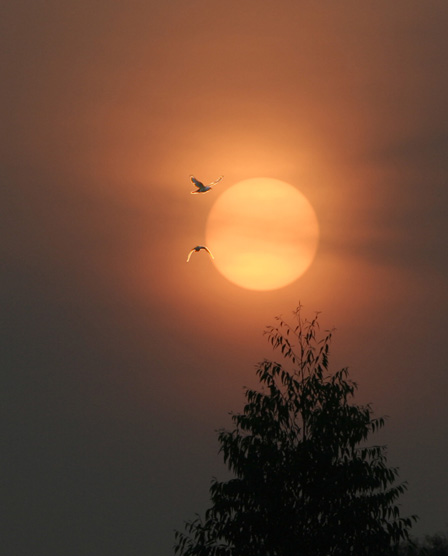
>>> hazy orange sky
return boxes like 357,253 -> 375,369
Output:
2,2 -> 448,554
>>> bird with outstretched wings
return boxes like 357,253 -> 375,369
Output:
186,245 -> 215,262
190,175 -> 223,194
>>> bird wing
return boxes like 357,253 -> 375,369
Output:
186,249 -> 196,262
190,175 -> 204,188
207,175 -> 224,187
203,246 -> 215,259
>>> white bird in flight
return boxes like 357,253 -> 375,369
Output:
186,245 -> 215,262
190,175 -> 223,194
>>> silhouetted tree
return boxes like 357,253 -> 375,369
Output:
175,306 -> 416,556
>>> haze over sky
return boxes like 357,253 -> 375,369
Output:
1,1 -> 448,555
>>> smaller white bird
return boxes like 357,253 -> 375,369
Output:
190,175 -> 223,194
187,245 -> 215,262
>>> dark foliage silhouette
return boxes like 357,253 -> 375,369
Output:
175,306 -> 416,555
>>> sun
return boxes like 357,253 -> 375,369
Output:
205,177 -> 319,291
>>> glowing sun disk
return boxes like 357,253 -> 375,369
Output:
205,178 -> 319,291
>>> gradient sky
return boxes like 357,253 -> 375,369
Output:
2,1 -> 448,555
